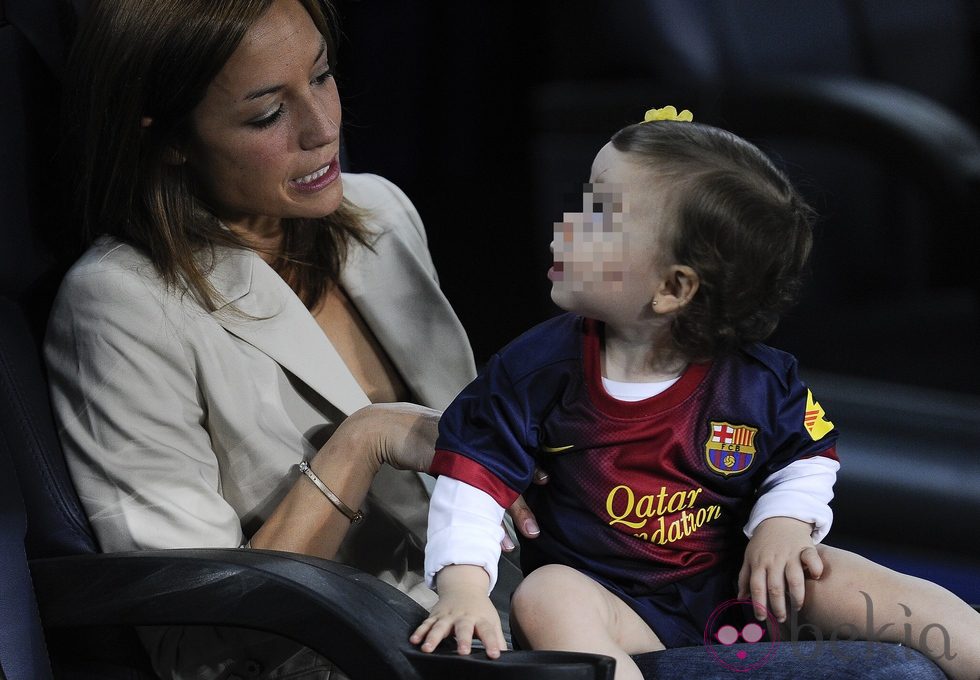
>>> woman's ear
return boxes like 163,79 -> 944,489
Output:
141,117 -> 187,165
651,265 -> 699,313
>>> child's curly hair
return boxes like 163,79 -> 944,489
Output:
611,121 -> 814,359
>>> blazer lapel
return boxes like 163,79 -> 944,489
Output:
207,247 -> 370,417
341,228 -> 475,411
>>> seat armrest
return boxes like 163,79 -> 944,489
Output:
30,548 -> 614,680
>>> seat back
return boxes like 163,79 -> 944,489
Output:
2,0 -> 157,675
0,322 -> 54,679
0,0 -> 75,321
0,296 -> 99,558
1,0 -> 98,561
531,0 -> 980,392
0,295 -> 160,679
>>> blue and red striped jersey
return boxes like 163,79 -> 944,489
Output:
431,313 -> 839,597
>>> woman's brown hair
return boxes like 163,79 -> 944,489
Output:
612,121 -> 815,359
64,0 -> 370,310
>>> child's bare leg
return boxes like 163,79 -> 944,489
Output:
794,545 -> 980,680
510,564 -> 664,680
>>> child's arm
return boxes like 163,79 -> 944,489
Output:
743,456 -> 838,542
737,516 -> 823,623
416,475 -> 508,657
410,564 -> 507,658
737,454 -> 838,622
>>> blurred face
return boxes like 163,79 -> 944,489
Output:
182,0 -> 342,235
549,143 -> 675,325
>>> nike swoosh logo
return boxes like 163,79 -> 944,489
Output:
541,444 -> 574,453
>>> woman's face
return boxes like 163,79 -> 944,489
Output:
182,0 -> 342,235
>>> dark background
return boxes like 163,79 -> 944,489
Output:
331,0 -> 980,602
334,0 -> 980,396
3,0 -> 979,609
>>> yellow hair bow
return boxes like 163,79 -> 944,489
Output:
642,106 -> 694,123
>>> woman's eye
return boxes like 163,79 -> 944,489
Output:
250,105 -> 284,129
312,68 -> 333,86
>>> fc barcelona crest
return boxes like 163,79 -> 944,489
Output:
704,421 -> 758,477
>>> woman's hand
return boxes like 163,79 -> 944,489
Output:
738,516 -> 823,623
410,564 -> 506,658
340,402 -> 442,475
501,468 -> 550,551
342,404 -> 549,553
252,402 -> 438,558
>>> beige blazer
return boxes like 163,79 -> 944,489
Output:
44,172 -> 475,582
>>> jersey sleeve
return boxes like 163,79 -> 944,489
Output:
759,358 -> 840,480
744,350 -> 840,540
430,352 -> 538,508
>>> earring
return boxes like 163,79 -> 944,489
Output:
651,300 -> 659,308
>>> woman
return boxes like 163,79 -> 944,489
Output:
45,0 -> 529,676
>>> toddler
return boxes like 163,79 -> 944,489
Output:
411,108 -> 980,680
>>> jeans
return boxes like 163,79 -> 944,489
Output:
633,642 -> 946,679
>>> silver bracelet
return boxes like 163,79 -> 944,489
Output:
298,460 -> 364,524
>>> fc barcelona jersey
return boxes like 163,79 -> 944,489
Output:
431,313 -> 838,597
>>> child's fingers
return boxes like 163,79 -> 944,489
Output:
765,564 -> 789,622
737,559 -> 751,599
800,545 -> 823,580
475,617 -> 507,659
748,565 -> 771,621
785,557 -> 807,612
418,617 -> 456,654
409,616 -> 436,646
453,620 -> 477,656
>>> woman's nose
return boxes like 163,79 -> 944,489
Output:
299,89 -> 339,150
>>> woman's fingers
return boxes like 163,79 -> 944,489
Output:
343,402 -> 442,473
506,495 -> 541,539
500,526 -> 516,552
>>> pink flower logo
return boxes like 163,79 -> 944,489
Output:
703,599 -> 780,672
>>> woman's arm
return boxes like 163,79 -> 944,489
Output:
251,402 -> 441,558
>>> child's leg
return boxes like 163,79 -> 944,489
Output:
510,564 -> 664,680
795,545 -> 980,680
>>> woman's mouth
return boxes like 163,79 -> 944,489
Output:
289,158 -> 340,193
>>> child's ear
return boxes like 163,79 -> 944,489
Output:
652,265 -> 699,313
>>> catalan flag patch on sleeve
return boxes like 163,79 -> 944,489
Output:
803,389 -> 834,440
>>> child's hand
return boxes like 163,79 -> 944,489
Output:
410,564 -> 507,658
737,516 -> 823,623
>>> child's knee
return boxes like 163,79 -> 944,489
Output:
512,564 -> 581,630
513,565 -> 570,611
